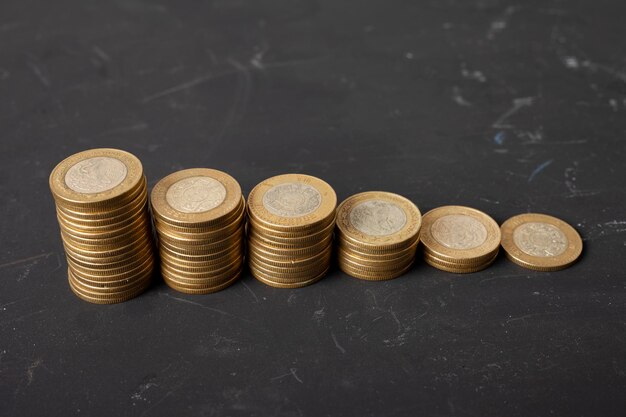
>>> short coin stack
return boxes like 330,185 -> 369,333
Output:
420,206 -> 500,273
336,192 -> 422,280
500,213 -> 582,271
151,168 -> 245,294
49,148 -> 155,304
247,174 -> 337,288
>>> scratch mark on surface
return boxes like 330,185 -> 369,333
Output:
92,45 -> 111,62
312,307 -> 326,323
0,252 -> 54,270
160,293 -> 254,324
240,281 -> 259,303
528,159 -> 554,182
487,6 -> 519,40
271,368 -> 303,384
451,86 -> 471,106
492,97 -> 534,129
27,60 -> 50,87
26,358 -> 43,386
331,332 -> 346,354
506,310 -> 567,323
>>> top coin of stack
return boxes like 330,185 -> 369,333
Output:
336,191 -> 422,280
420,206 -> 500,273
247,174 -> 337,288
49,148 -> 155,304
500,213 -> 582,271
151,169 -> 246,294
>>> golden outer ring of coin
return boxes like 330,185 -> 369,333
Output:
247,228 -> 333,250
247,211 -> 336,239
158,235 -> 243,256
150,168 -> 242,228
337,231 -> 419,255
247,219 -> 335,246
56,200 -> 148,235
68,266 -> 153,294
68,269 -> 151,303
500,213 -> 583,271
50,149 -> 144,208
156,224 -> 244,247
58,212 -> 152,240
153,197 -> 245,232
338,239 -> 418,261
54,178 -> 147,219
424,248 -> 498,269
160,250 -> 242,273
248,244 -> 332,269
65,242 -> 153,272
421,245 -> 499,266
160,260 -> 243,285
250,265 -> 329,288
67,248 -> 154,276
58,216 -> 151,247
62,234 -> 153,263
61,227 -> 152,257
70,269 -> 152,293
339,260 -> 414,281
419,205 -> 501,262
247,174 -> 337,232
163,268 -> 242,294
247,236 -> 331,260
248,255 -> 331,278
337,253 -> 414,273
154,210 -> 244,243
423,255 -> 495,274
55,189 -> 148,227
159,242 -> 242,266
337,246 -> 416,268
60,226 -> 151,253
336,191 -> 422,250
161,256 -> 243,279
158,238 -> 242,262
161,266 -> 242,288
69,255 -> 155,282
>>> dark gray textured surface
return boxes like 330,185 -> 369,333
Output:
1,0 -> 625,416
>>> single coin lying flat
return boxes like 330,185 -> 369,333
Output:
500,213 -> 582,271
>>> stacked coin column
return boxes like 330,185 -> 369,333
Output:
420,206 -> 500,273
336,192 -> 422,280
49,149 -> 155,304
151,169 -> 245,294
247,174 -> 337,288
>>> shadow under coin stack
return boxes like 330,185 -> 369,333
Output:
336,192 -> 422,280
151,169 -> 245,294
420,206 -> 500,273
49,149 -> 155,304
247,174 -> 337,288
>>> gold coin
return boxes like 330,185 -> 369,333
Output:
248,255 -> 330,279
248,244 -> 332,269
247,228 -> 333,250
500,213 -> 582,271
154,213 -> 244,243
160,250 -> 242,272
247,174 -> 337,232
247,212 -> 335,240
249,265 -> 329,288
50,149 -> 144,209
151,168 -> 242,228
337,231 -> 419,255
161,256 -> 243,279
336,191 -> 421,251
338,240 -> 418,260
420,206 -> 501,263
156,222 -> 244,246
67,249 -> 154,276
423,253 -> 496,274
56,199 -> 149,233
337,253 -> 413,274
158,238 -> 242,262
337,246 -> 416,268
338,260 -> 414,281
70,269 -> 152,293
158,235 -> 242,256
56,188 -> 148,227
154,197 -> 245,233
68,269 -> 151,304
246,236 -> 331,260
59,217 -> 151,249
421,245 -> 498,266
63,236 -> 153,265
163,267 -> 242,294
69,256 -> 155,282
161,260 -> 242,284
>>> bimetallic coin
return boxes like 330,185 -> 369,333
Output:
249,265 -> 329,288
162,267 -> 242,294
338,260 -> 414,281
500,213 -> 582,271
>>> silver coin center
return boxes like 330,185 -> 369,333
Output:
64,156 -> 128,194
166,176 -> 227,213
431,214 -> 488,250
349,200 -> 407,237
513,222 -> 568,257
262,182 -> 321,218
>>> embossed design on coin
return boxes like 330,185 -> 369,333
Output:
64,156 -> 128,194
349,200 -> 407,236
262,183 -> 321,218
513,222 -> 568,257
431,214 -> 487,250
166,176 -> 226,213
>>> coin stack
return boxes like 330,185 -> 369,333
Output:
335,192 -> 422,280
151,168 -> 245,294
500,213 -> 582,271
247,174 -> 337,288
49,149 -> 155,304
420,206 -> 500,273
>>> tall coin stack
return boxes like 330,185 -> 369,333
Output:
247,174 -> 337,288
420,206 -> 500,273
49,149 -> 155,304
336,192 -> 422,280
151,168 -> 245,294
